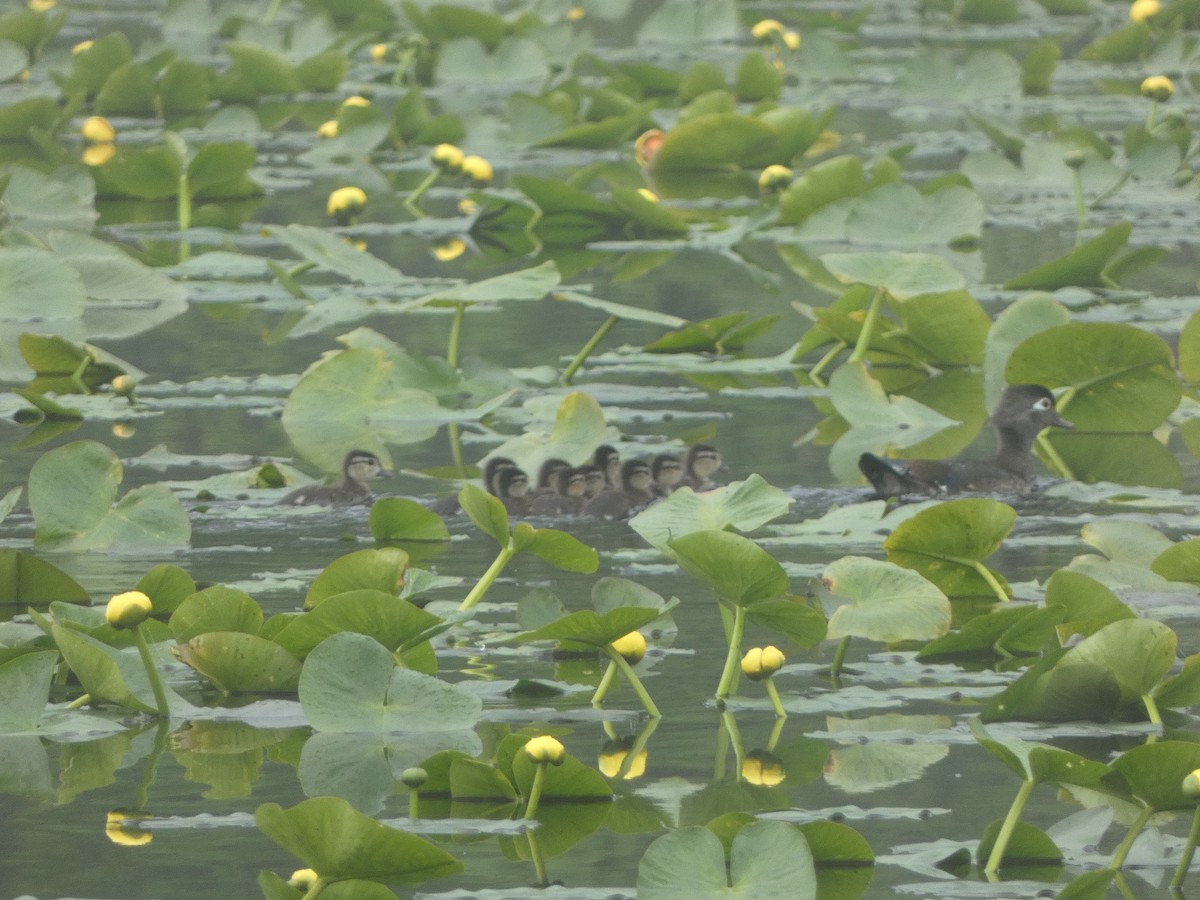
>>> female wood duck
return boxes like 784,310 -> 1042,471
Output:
279,450 -> 388,506
529,466 -> 587,516
592,445 -> 621,488
651,454 -> 683,496
858,384 -> 1072,499
584,459 -> 654,520
680,444 -> 724,492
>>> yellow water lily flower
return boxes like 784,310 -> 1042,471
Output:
72,40 -> 93,55
81,115 -> 115,143
782,30 -> 801,51
1130,0 -> 1161,22
634,129 -> 663,167
1183,769 -> 1200,797
327,186 -> 367,218
431,142 -> 465,172
524,735 -> 566,764
1141,75 -> 1174,101
740,645 -> 785,681
742,750 -> 786,786
317,119 -> 339,138
751,19 -> 785,41
341,95 -> 370,109
636,188 -> 659,203
370,43 -> 389,62
432,237 -> 467,262
288,869 -> 318,889
83,142 -> 115,167
758,164 -> 794,193
460,154 -> 494,184
106,591 -> 152,630
611,630 -> 647,664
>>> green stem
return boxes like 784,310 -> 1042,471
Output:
722,710 -> 745,772
527,829 -> 548,886
177,173 -> 191,232
560,314 -> 617,385
1147,100 -> 1159,133
984,778 -> 1035,874
846,287 -> 885,364
403,168 -> 440,217
409,787 -> 420,820
766,716 -> 785,751
714,605 -> 747,700
447,423 -> 466,479
830,635 -> 852,680
808,341 -> 846,387
1110,804 -> 1155,869
971,561 -> 1010,603
765,677 -> 786,718
1169,804 -> 1200,890
135,719 -> 170,809
458,541 -> 516,611
1142,692 -> 1163,729
133,624 -> 171,718
300,878 -> 327,900
1071,168 -> 1086,236
525,761 -> 548,819
447,301 -> 466,369
714,715 -> 730,780
66,692 -> 92,710
605,647 -> 661,718
1036,431 -> 1074,480
591,658 -> 618,708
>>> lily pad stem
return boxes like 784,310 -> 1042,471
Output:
1109,804 -> 1155,870
448,301 -> 466,369
829,635 -> 852,680
765,677 -> 786,718
984,777 -> 1034,874
1036,432 -> 1074,481
404,168 -> 440,217
1169,804 -> 1200,890
591,658 -> 618,707
604,646 -> 661,718
808,341 -> 846,387
409,786 -> 420,820
1070,168 -> 1086,236
714,606 -> 747,700
135,719 -> 170,809
65,692 -> 92,710
847,287 -> 885,365
527,829 -> 548,885
177,172 -> 192,233
560,314 -> 617,385
971,561 -> 1010,603
300,877 -> 327,899
459,541 -> 515,611
133,623 -> 171,718
1142,692 -> 1163,729
525,761 -> 549,819
448,423 -> 466,479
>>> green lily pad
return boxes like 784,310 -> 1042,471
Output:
1109,741 -> 1200,812
670,531 -> 788,607
983,293 -> 1071,409
918,604 -> 1064,662
638,820 -> 817,900
448,756 -> 518,802
368,498 -> 449,543
0,548 -> 88,604
305,548 -> 409,609
176,632 -> 301,694
777,155 -> 867,225
401,260 -> 561,307
255,795 -> 462,884
820,251 -> 966,300
883,498 -> 1016,599
272,224 -> 404,285
1006,322 -> 1180,431
486,391 -> 611,477
970,719 -> 1118,792
511,521 -> 600,573
1043,570 -> 1134,623
845,183 -> 984,247
168,585 -> 263,643
822,556 -> 951,643
298,632 -> 481,733
0,650 -> 56,731
28,440 -> 190,551
513,600 -> 679,647
511,744 -> 614,802
649,113 -> 780,172
980,648 -> 1122,722
976,820 -> 1062,867
1057,618 -> 1176,706
134,564 -> 197,616
1003,222 -> 1131,290
274,589 -> 442,659
629,475 -> 793,553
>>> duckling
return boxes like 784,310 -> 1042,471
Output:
529,466 -> 587,516
531,457 -> 571,498
584,459 -> 654,520
432,455 -> 517,516
592,445 -> 621,488
679,444 -> 724,492
651,454 -> 683,497
495,466 -> 531,518
858,384 -> 1073,499
577,463 -> 607,499
278,450 -> 388,506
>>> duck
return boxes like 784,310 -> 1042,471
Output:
531,457 -> 571,498
529,466 -> 587,516
650,454 -> 683,496
680,444 -> 724,492
431,455 -> 517,516
583,459 -> 655,520
278,450 -> 388,506
577,463 -> 607,499
857,384 -> 1073,499
592,445 -> 621,488
495,466 -> 531,517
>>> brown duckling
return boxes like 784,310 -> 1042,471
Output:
577,463 -> 607,499
495,466 -> 531,517
858,384 -> 1073,499
278,450 -> 388,507
651,453 -> 683,497
592,444 -> 621,488
680,444 -> 724,492
531,457 -> 571,497
529,466 -> 587,516
584,459 -> 654,520
432,455 -> 517,516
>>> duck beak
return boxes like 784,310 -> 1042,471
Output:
1051,411 -> 1073,430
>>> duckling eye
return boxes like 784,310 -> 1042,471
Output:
1033,397 -> 1053,411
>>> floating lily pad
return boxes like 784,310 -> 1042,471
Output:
486,391 -> 611,477
0,650 -> 56,732
274,589 -> 442,660
822,556 -> 951,643
820,251 -> 966,300
629,475 -> 794,553
305,548 -> 409,609
176,632 -> 302,694
513,600 -> 679,648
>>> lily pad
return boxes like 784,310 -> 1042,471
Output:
0,650 -> 57,731
176,632 -> 302,694
0,548 -> 88,604
513,600 -> 679,647
305,548 -> 409,609
274,589 -> 442,659
629,475 -> 794,553
820,251 -> 966,300
670,531 -> 788,607
486,391 -> 611,477
822,556 -> 951,643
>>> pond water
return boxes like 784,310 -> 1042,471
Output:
4,0 -> 1200,898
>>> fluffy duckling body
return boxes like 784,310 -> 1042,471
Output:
278,450 -> 388,507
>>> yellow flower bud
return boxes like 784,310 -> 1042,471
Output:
758,164 -> 794,193
326,186 -> 367,219
567,5 -> 585,20
112,422 -> 135,439
370,43 -> 389,62
28,0 -> 54,10
72,40 -> 93,55
106,591 -> 152,630
288,868 -> 318,889
1130,0 -> 1161,22
1141,75 -> 1174,102
598,739 -> 648,780
742,749 -> 786,786
105,810 -> 152,846
782,30 -> 801,51
432,237 -> 467,262
751,19 -> 785,41
636,188 -> 659,203
82,142 -> 115,167
611,630 -> 647,664
458,198 -> 478,216
740,645 -> 785,681
634,129 -> 663,167
431,142 -> 465,172
341,95 -> 371,109
1184,769 -> 1200,797
524,735 -> 566,765
460,154 -> 494,184
81,115 -> 115,144
317,119 -> 339,138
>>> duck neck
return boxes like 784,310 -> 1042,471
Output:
992,424 -> 1039,476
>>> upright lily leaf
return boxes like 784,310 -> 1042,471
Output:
629,475 -> 793,553
459,482 -> 509,545
0,549 -> 88,604
883,499 -> 1016,599
511,522 -> 600,573
820,251 -> 966,299
822,556 -> 951,643
255,796 -> 462,884
305,548 -> 409,609
272,225 -> 404,285
670,531 -> 788,607
176,632 -> 301,694
1003,222 -> 1131,290
402,260 -> 560,307
1109,742 -> 1200,812
274,589 -> 442,659
513,601 -> 678,647
1056,618 -> 1176,707
487,391 -> 611,476
0,650 -> 57,731
51,621 -> 192,715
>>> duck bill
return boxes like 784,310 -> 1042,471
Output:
1051,412 -> 1073,430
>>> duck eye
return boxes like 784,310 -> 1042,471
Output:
1033,397 -> 1052,411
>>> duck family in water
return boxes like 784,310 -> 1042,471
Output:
278,384 -> 1073,513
